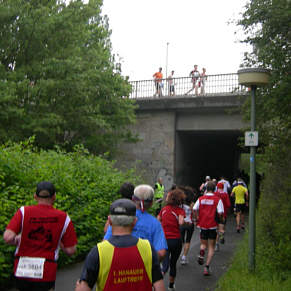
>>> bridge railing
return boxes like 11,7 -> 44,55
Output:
129,73 -> 247,99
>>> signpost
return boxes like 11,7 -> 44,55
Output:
245,131 -> 258,146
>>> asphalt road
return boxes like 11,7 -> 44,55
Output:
7,215 -> 244,291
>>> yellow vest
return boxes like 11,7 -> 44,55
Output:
96,239 -> 152,291
155,183 -> 164,199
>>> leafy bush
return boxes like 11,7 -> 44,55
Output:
0,138 -> 140,288
216,142 -> 291,290
255,144 -> 291,279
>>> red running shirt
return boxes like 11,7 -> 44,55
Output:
159,205 -> 185,239
6,204 -> 77,281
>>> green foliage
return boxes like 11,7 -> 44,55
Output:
216,234 -> 291,291
0,0 -> 137,154
255,145 -> 291,278
221,1 -> 291,287
238,0 -> 291,151
0,139 -> 140,288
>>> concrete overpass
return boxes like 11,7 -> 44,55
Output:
116,74 -> 248,190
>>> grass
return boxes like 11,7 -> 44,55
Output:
215,231 -> 291,291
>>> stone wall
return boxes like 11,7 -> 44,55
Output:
115,111 -> 176,191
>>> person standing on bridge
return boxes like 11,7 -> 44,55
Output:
193,181 -> 224,276
167,70 -> 175,96
186,64 -> 200,96
153,67 -> 163,97
3,181 -> 77,291
199,67 -> 207,95
75,198 -> 165,291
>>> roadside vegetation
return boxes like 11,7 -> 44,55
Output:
0,0 -> 290,290
0,138 -> 140,288
216,0 -> 291,290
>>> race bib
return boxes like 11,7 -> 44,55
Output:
15,257 -> 45,279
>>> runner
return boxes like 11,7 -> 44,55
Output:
214,182 -> 231,251
3,181 -> 77,291
75,199 -> 165,291
179,186 -> 196,265
193,181 -> 224,276
103,182 -> 135,233
218,176 -> 231,194
199,176 -> 211,195
104,184 -> 167,261
231,179 -> 248,233
158,188 -> 185,291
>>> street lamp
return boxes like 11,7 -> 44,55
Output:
166,42 -> 169,80
237,68 -> 270,271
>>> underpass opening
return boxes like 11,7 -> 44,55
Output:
175,130 -> 242,190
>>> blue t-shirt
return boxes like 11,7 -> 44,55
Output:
104,209 -> 167,251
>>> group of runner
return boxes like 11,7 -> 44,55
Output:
3,176 -> 248,291
156,174 -> 249,284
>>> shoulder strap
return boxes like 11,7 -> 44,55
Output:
97,240 -> 115,291
136,239 -> 152,283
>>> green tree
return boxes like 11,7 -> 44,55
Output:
238,0 -> 291,150
238,0 -> 291,276
0,0 -> 137,154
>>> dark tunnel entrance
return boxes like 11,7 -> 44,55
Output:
175,130 -> 243,190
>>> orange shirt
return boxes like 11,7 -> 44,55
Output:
153,72 -> 163,82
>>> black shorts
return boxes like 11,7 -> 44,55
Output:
14,278 -> 55,291
155,82 -> 162,90
200,229 -> 217,240
180,223 -> 194,243
236,203 -> 246,213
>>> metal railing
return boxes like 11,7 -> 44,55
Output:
129,73 -> 248,99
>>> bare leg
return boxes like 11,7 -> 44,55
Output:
206,239 -> 216,266
183,242 -> 190,256
200,239 -> 208,252
195,85 -> 199,95
241,213 -> 245,227
236,212 -> 241,231
186,86 -> 194,95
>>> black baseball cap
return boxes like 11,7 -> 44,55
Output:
110,199 -> 136,216
36,181 -> 56,198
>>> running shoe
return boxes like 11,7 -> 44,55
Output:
180,257 -> 187,265
219,233 -> 225,244
241,224 -> 245,230
197,255 -> 204,265
168,285 -> 175,291
237,227 -> 240,233
215,243 -> 219,252
197,249 -> 205,265
203,265 -> 210,276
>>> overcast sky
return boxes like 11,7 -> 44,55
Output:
102,0 -> 250,81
